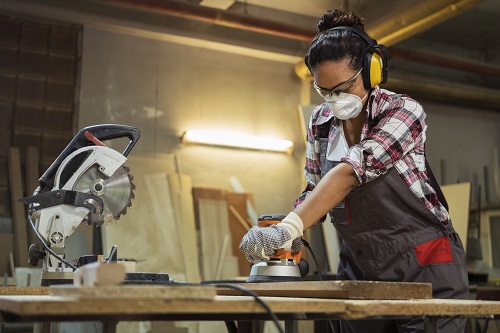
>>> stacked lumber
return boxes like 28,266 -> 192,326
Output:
192,188 -> 254,280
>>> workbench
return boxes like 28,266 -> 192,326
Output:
1,288 -> 500,333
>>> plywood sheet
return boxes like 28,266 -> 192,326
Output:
441,182 -> 471,251
197,199 -> 234,280
49,285 -> 216,299
167,174 -> 201,283
143,173 -> 185,277
217,280 -> 432,300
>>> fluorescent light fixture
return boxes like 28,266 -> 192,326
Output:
182,129 -> 294,154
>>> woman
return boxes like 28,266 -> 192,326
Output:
239,9 -> 469,333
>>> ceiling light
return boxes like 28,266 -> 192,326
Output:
182,130 -> 294,154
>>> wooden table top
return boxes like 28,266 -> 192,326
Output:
1,294 -> 500,322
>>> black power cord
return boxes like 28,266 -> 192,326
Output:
302,238 -> 338,333
171,280 -> 285,333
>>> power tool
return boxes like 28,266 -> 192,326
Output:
246,214 -> 309,283
20,124 -> 141,285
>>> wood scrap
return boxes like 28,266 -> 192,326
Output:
216,280 -> 433,300
7,147 -> 28,267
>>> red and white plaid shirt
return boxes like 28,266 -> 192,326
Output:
294,86 -> 450,225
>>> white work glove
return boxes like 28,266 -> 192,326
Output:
239,212 -> 304,263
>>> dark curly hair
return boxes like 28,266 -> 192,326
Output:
305,9 -> 368,73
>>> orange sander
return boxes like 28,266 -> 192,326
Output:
246,214 -> 309,283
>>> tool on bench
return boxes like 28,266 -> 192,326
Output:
19,124 -> 151,286
246,214 -> 309,283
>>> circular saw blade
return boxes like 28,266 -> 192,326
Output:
73,164 -> 135,224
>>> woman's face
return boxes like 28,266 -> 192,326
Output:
312,59 -> 367,101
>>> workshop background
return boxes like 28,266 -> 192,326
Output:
0,0 -> 500,330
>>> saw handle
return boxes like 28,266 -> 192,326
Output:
39,124 -> 140,189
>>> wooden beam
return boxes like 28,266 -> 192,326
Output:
24,146 -> 39,246
7,148 -> 28,267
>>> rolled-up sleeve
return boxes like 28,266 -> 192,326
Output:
341,98 -> 426,186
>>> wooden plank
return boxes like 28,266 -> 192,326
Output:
167,174 -> 201,283
192,187 -> 226,231
228,177 -> 258,225
24,147 -> 39,247
143,173 -> 185,280
441,182 -> 471,251
0,233 -> 14,277
0,286 -> 48,295
197,199 -> 231,280
227,192 -> 252,276
7,147 -> 28,267
49,285 -> 216,299
217,280 -> 432,300
5,295 -> 500,321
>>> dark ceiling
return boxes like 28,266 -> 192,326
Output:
2,0 -> 500,110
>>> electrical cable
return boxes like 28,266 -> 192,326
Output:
302,238 -> 338,333
27,186 -> 78,271
302,238 -> 323,281
27,209 -> 78,270
173,281 -> 285,333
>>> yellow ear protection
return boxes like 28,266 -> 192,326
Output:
329,26 -> 388,90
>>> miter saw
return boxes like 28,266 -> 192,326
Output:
20,124 -> 140,286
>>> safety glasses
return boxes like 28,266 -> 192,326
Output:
313,68 -> 363,98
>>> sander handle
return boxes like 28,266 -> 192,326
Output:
257,214 -> 302,262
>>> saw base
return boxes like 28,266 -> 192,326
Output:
41,271 -> 172,286
41,271 -> 74,286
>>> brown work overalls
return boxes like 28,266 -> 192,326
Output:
319,135 -> 470,333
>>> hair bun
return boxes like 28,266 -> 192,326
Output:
317,9 -> 365,32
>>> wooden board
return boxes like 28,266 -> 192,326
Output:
197,199 -> 239,280
0,233 -> 14,277
143,173 -> 186,280
441,182 -> 471,251
0,286 -> 48,295
167,174 -> 201,283
226,192 -> 252,276
192,187 -> 226,231
7,147 -> 28,267
49,284 -> 216,299
216,280 -> 432,300
3,295 -> 500,321
24,146 -> 39,246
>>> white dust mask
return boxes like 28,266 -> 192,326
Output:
324,92 -> 368,120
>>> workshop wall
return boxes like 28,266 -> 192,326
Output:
77,27 -> 306,272
423,99 -> 500,205
79,26 -> 305,214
